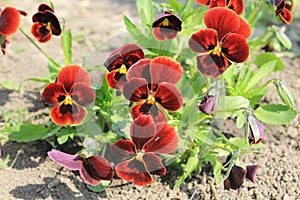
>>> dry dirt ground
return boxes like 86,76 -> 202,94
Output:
0,0 -> 299,199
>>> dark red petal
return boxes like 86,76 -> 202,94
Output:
0,7 -> 21,36
246,165 -> 258,183
32,11 -> 61,36
31,22 -> 52,43
70,83 -> 95,106
48,149 -> 83,170
221,33 -> 249,63
106,71 -> 126,90
154,82 -> 183,111
143,152 -> 166,176
228,165 -> 247,190
208,0 -> 226,9
130,104 -> 167,123
120,43 -> 145,62
196,54 -> 231,78
126,58 -> 152,83
50,104 -> 86,125
110,140 -> 136,158
227,0 -> 245,15
38,4 -> 54,12
82,156 -> 114,182
143,122 -> 179,154
152,27 -> 178,41
57,65 -> 91,93
18,10 -> 27,16
278,8 -> 293,24
196,0 -> 210,5
79,165 -> 100,186
150,56 -> 183,84
204,7 -> 240,40
40,82 -> 67,107
234,17 -> 251,38
123,78 -> 149,102
1,35 -> 9,55
116,159 -> 153,186
130,115 -> 156,150
189,28 -> 218,53
104,48 -> 122,71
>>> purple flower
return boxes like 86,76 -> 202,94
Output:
248,120 -> 264,146
224,165 -> 258,193
197,95 -> 216,115
48,150 -> 113,186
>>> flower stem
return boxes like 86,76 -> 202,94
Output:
247,0 -> 263,26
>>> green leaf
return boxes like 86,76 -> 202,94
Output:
61,29 -> 73,65
57,134 -> 69,145
244,60 -> 277,92
136,0 -> 153,27
87,180 -> 110,192
123,15 -> 148,47
216,96 -> 249,118
254,104 -> 297,125
229,137 -> 264,149
168,0 -> 183,12
24,77 -> 51,84
0,80 -> 20,91
9,124 -> 49,142
253,52 -> 284,71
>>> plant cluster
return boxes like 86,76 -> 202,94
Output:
0,0 -> 297,194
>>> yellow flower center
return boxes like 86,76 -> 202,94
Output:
162,18 -> 169,27
136,152 -> 144,162
211,45 -> 222,56
147,94 -> 156,105
118,64 -> 127,74
64,95 -> 73,105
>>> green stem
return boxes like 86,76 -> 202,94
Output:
247,0 -> 263,26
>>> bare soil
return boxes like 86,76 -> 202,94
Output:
0,0 -> 299,199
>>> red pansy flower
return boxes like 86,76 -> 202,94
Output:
31,4 -> 61,43
275,0 -> 293,24
40,65 -> 95,125
0,7 -> 27,55
48,150 -> 114,186
189,7 -> 250,78
110,115 -> 179,186
196,0 -> 245,15
104,44 -> 145,90
123,56 -> 183,122
152,11 -> 182,40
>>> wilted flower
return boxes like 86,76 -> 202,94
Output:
275,0 -> 293,24
110,115 -> 179,186
197,95 -> 216,115
189,8 -> 250,78
123,56 -> 183,122
196,0 -> 245,15
0,7 -> 27,55
40,65 -> 95,125
31,4 -> 61,43
104,44 -> 145,90
152,11 -> 182,40
248,119 -> 264,146
224,164 -> 258,193
48,150 -> 113,186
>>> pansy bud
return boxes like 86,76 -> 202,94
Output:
197,95 -> 216,115
274,79 -> 295,107
248,116 -> 264,146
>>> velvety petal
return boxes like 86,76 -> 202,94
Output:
57,65 -> 91,93
120,43 -> 145,62
38,4 -> 54,12
126,58 -> 152,83
152,27 -> 178,41
198,95 -> 216,115
154,82 -> 183,111
189,29 -> 218,53
204,7 -> 240,40
150,56 -> 183,84
196,0 -> 210,5
130,115 -> 156,150
278,7 -> 293,24
0,7 -> 21,36
227,0 -> 245,15
32,11 -> 61,35
70,83 -> 95,106
234,17 -> 251,38
104,48 -> 121,71
110,140 -> 136,158
143,152 -> 166,175
130,104 -> 167,123
196,54 -> 230,78
246,165 -> 258,183
123,78 -> 149,102
115,159 -> 153,186
143,122 -> 179,154
225,165 -> 247,190
31,22 -> 52,43
79,164 -> 101,186
48,149 -> 83,170
249,120 -> 264,145
40,82 -> 67,107
1,35 -> 10,55
82,156 -> 114,182
50,103 -> 86,125
106,71 -> 127,90
221,33 -> 249,63
208,0 -> 226,9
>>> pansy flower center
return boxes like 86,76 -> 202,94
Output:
118,64 -> 127,74
64,95 -> 73,105
147,94 -> 156,105
162,18 -> 169,27
136,152 -> 144,162
211,45 -> 222,56
42,22 -> 52,32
